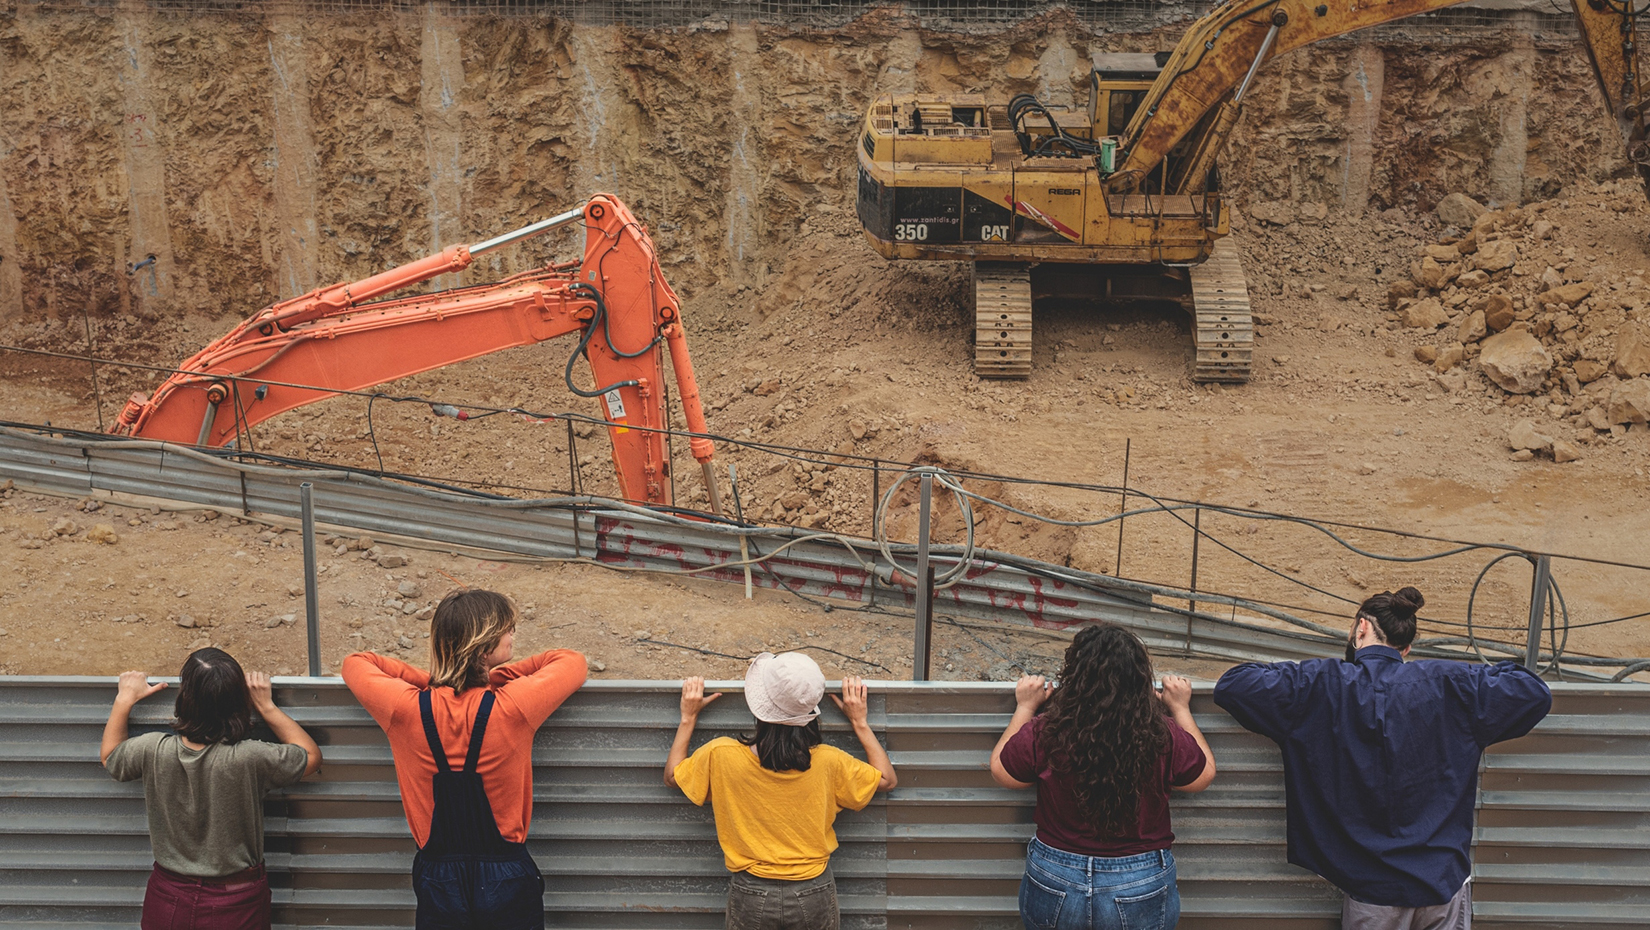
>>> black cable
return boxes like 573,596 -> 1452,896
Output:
1008,94 -> 1103,159
636,637 -> 892,673
936,615 -> 1030,675
366,393 -> 386,474
3,345 -> 1646,577
561,283 -> 643,399
5,340 -> 1650,674
6,332 -> 1647,572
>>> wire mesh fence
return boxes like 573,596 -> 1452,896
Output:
9,0 -> 1584,38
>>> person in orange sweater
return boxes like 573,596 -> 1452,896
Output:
343,588 -> 587,929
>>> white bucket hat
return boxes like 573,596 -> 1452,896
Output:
744,652 -> 824,726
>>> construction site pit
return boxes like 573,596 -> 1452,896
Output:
2,3 -> 1649,685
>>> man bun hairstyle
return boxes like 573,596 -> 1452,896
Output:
1357,586 -> 1424,649
173,647 -> 252,746
428,588 -> 517,693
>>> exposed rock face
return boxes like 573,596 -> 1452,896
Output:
1478,330 -> 1553,393
1249,201 -> 1295,226
1437,192 -> 1488,227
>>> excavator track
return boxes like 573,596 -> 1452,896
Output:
1186,238 -> 1253,383
974,262 -> 1033,379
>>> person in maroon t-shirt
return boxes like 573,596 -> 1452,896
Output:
990,623 -> 1216,930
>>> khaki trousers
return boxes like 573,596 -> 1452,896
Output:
1342,881 -> 1470,930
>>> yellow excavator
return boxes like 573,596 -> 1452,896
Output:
857,0 -> 1650,382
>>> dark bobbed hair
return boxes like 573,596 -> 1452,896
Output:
173,647 -> 252,745
1037,623 -> 1170,836
737,719 -> 823,772
1357,587 -> 1424,649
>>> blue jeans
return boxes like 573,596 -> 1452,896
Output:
1018,837 -> 1180,930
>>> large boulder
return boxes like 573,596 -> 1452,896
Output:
1612,323 -> 1650,378
1401,298 -> 1450,330
1472,239 -> 1518,273
1608,378 -> 1650,424
1479,330 -> 1553,393
1437,193 -> 1488,228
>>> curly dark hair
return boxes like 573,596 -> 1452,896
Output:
1037,623 -> 1169,836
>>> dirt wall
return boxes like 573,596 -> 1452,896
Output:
0,6 -> 1627,323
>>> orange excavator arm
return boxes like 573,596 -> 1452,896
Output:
113,194 -> 720,512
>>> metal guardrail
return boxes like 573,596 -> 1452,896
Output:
0,427 -> 1354,666
0,677 -> 1643,928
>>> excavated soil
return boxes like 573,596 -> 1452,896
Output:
2,9 -> 1648,684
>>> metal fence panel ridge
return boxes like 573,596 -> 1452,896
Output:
0,678 -> 1642,927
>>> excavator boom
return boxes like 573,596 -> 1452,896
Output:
1115,0 -> 1650,195
113,194 -> 718,511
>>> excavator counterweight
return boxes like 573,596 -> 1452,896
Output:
114,194 -> 719,512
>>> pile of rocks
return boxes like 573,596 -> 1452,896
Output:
1391,188 -> 1650,462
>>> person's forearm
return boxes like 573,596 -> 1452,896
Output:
1172,707 -> 1213,761
990,704 -> 1038,766
100,699 -> 135,765
663,717 -> 697,787
1171,706 -> 1217,790
259,704 -> 322,776
852,720 -> 897,788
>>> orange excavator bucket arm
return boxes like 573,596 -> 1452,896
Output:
112,194 -> 718,511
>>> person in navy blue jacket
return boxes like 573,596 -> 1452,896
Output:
1214,587 -> 1551,930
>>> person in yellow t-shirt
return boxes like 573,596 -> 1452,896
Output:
665,652 -> 897,930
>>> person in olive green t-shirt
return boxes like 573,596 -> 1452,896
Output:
102,648 -> 321,930
665,653 -> 896,930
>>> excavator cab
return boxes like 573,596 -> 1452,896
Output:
1088,52 -> 1170,137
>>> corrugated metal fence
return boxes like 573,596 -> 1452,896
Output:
0,426 -> 1359,666
1,677 -> 1643,928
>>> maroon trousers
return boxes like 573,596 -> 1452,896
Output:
141,863 -> 271,930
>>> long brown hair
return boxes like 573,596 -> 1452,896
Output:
1037,623 -> 1170,836
428,589 -> 516,692
173,648 -> 252,745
